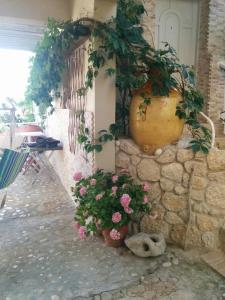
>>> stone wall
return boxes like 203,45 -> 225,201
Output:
196,0 -> 210,110
46,109 -> 93,195
116,138 -> 225,250
207,0 -> 225,135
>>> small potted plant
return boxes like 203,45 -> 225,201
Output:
72,169 -> 151,247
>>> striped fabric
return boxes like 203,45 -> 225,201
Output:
0,149 -> 29,189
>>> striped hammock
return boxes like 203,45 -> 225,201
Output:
0,149 -> 29,190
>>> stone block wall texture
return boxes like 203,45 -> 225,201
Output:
116,138 -> 225,250
207,0 -> 225,135
196,0 -> 210,110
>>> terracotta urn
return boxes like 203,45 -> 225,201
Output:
102,226 -> 129,248
129,82 -> 184,154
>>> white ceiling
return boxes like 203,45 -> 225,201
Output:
0,17 -> 45,51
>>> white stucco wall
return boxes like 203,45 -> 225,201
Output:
71,0 -> 94,20
0,0 -> 71,22
46,109 -> 93,195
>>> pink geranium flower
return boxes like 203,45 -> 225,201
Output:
120,194 -> 131,208
73,172 -> 82,181
112,175 -> 118,183
110,229 -> 121,240
112,212 -> 122,223
112,186 -> 118,195
143,195 -> 149,204
90,178 -> 97,186
96,193 -> 103,201
142,182 -> 150,192
124,206 -> 133,214
79,186 -> 87,196
78,226 -> 87,240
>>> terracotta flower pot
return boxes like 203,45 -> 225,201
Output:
129,82 -> 184,155
102,226 -> 129,248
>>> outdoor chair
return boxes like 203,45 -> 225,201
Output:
0,148 -> 29,209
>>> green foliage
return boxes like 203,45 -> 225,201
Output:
26,18 -> 91,109
72,169 -> 151,237
77,123 -> 114,153
17,99 -> 35,123
26,0 -> 212,154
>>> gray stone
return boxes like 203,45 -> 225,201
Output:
131,155 -> 141,166
137,159 -> 160,181
160,178 -> 174,192
207,149 -> 225,171
101,292 -> 112,300
202,232 -> 217,249
120,139 -> 141,155
169,290 -> 196,300
161,163 -> 184,183
206,183 -> 225,209
51,296 -> 60,300
148,182 -> 162,201
126,285 -> 145,297
116,151 -> 130,168
174,185 -> 187,195
184,161 -> 194,174
162,192 -> 187,212
154,148 -> 163,156
191,176 -> 208,190
125,233 -> 166,257
189,189 -> 205,202
162,261 -> 172,267
177,149 -> 194,163
156,148 -> 176,164
172,258 -> 179,265
165,212 -> 184,225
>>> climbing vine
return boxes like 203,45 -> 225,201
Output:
26,0 -> 211,154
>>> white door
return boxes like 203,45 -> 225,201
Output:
155,0 -> 199,66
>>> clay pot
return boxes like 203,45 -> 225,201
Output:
102,226 -> 129,248
129,82 -> 184,155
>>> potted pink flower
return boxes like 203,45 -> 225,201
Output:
72,169 -> 151,247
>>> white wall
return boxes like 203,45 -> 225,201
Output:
71,0 -> 94,20
0,0 -> 71,22
46,109 -> 93,195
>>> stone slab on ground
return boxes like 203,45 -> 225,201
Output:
202,250 -> 225,277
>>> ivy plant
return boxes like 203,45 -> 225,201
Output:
26,0 -> 212,154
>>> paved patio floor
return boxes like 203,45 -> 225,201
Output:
0,166 -> 224,300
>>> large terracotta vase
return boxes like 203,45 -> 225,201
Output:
129,82 -> 184,154
102,226 -> 129,248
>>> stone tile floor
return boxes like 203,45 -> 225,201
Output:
0,166 -> 224,300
